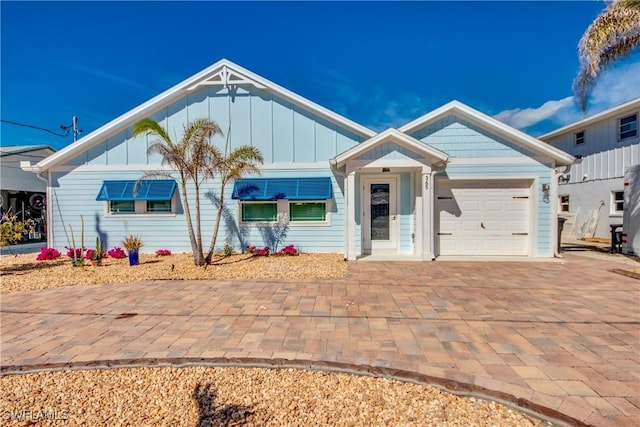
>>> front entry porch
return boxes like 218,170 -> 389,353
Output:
331,128 -> 450,261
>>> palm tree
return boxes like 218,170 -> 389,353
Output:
133,118 -> 222,265
573,0 -> 640,111
204,127 -> 263,264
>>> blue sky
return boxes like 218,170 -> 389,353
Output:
2,1 -> 639,151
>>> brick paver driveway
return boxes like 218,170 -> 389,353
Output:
1,252 -> 638,426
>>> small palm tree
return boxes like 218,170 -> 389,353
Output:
205,126 -> 263,264
133,118 -> 223,265
573,0 -> 640,111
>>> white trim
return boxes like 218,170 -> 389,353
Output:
540,98 -> 640,140
237,199 -> 332,227
33,59 -> 375,173
361,175 -> 400,254
433,176 -> 536,257
334,128 -> 448,169
447,156 -> 549,165
398,100 -> 575,166
346,172 -> 356,260
50,162 -> 331,173
347,158 -> 432,169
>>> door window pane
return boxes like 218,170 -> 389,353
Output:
371,184 -> 389,240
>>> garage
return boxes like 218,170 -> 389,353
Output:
436,180 -> 531,256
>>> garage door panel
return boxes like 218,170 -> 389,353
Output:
437,180 -> 531,256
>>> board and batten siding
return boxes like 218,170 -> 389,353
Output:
409,115 -> 538,158
65,85 -> 364,168
544,114 -> 640,184
49,168 -> 345,254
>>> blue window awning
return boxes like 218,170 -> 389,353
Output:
231,177 -> 332,201
96,180 -> 177,201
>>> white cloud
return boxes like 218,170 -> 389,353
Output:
494,97 -> 574,129
494,60 -> 640,132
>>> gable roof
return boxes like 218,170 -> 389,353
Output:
332,128 -> 449,169
31,59 -> 376,172
398,100 -> 576,166
539,97 -> 640,141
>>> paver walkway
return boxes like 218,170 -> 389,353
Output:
1,252 -> 639,426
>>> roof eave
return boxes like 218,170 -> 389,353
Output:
36,59 -> 375,172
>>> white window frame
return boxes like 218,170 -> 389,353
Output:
558,195 -> 570,213
574,130 -> 585,146
619,113 -> 638,141
611,190 -> 624,215
288,200 -> 330,226
105,192 -> 177,217
239,201 -> 279,224
238,199 -> 331,226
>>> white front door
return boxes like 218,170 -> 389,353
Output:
362,176 -> 399,254
437,180 -> 531,256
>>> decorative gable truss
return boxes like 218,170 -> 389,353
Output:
186,64 -> 266,91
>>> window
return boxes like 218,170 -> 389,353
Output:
97,179 -> 177,215
147,200 -> 171,213
109,201 -> 134,213
611,191 -> 624,214
619,114 -> 638,140
559,195 -> 570,213
241,203 -> 277,222
574,131 -> 585,145
289,202 -> 327,222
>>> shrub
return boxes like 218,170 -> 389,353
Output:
223,244 -> 234,256
275,244 -> 298,256
247,245 -> 271,256
246,245 -> 256,254
36,247 -> 61,261
107,247 -> 127,259
156,249 -> 172,256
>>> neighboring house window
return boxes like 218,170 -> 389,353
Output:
109,201 -> 135,214
559,195 -> 570,213
574,131 -> 585,145
611,191 -> 624,214
241,203 -> 278,222
619,113 -> 638,140
289,202 -> 327,222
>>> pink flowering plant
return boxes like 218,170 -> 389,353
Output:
156,249 -> 171,256
107,247 -> 127,259
65,246 -> 86,259
247,245 -> 270,256
274,244 -> 298,256
36,247 -> 61,261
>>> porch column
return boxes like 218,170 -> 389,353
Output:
346,171 -> 357,260
421,169 -> 435,260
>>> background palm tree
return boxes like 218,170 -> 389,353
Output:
573,0 -> 640,112
133,118 -> 222,265
205,126 -> 263,264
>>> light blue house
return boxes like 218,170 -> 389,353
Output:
22,59 -> 575,260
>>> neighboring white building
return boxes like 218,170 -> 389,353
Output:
1,145 -> 56,239
540,98 -> 640,239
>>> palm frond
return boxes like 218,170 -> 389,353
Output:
133,118 -> 172,144
574,0 -> 640,111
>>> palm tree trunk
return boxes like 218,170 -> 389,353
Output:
194,182 -> 205,265
180,179 -> 204,265
205,182 -> 226,264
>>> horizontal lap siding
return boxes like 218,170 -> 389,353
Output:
74,86 -> 362,168
50,169 -> 344,254
235,170 -> 345,253
410,115 -> 537,158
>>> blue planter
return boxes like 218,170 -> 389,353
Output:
128,249 -> 139,266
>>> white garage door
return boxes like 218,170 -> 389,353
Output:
437,180 -> 531,256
